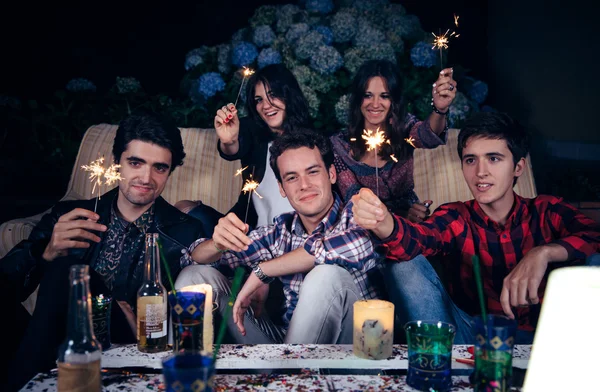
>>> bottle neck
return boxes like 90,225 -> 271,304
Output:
66,265 -> 95,342
144,233 -> 162,283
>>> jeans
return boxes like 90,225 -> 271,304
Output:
586,253 -> 600,266
175,264 -> 361,344
383,256 -> 538,345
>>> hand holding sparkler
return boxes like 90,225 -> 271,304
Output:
212,213 -> 251,253
41,208 -> 107,262
215,103 -> 240,146
432,67 -> 457,114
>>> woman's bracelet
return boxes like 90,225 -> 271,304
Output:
431,104 -> 449,116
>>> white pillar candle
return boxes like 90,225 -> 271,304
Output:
353,299 -> 394,360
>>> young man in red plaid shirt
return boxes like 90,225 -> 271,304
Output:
352,111 -> 600,344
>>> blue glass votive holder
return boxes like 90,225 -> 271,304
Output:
162,352 -> 215,392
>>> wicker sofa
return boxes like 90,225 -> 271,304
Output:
0,124 -> 538,311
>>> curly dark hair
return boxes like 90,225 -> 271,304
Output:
245,64 -> 311,139
269,128 -> 334,183
347,59 -> 410,161
112,113 -> 185,173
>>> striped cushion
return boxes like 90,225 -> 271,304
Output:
413,128 -> 537,212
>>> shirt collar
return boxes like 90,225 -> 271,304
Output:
289,193 -> 343,236
471,191 -> 528,230
110,199 -> 155,234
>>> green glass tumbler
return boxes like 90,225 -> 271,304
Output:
405,320 -> 456,392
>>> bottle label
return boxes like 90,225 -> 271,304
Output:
138,297 -> 167,338
57,359 -> 101,392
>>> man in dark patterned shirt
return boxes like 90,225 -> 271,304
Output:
1,114 -> 207,391
177,129 -> 385,344
352,112 -> 600,344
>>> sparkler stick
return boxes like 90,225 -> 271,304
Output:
234,67 -> 255,108
362,128 -> 388,197
241,167 -> 262,224
431,15 -> 460,70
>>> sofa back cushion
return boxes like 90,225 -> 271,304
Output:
63,124 -> 242,213
413,128 -> 537,211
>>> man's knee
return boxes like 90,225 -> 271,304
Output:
175,264 -> 225,289
300,265 -> 357,298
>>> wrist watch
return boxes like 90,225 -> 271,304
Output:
252,264 -> 274,284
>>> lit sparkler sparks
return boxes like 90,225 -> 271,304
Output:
390,154 -> 398,163
404,136 -> 417,149
431,14 -> 460,69
234,67 -> 255,108
362,128 -> 389,197
241,167 -> 262,224
81,156 -> 125,212
235,166 -> 249,177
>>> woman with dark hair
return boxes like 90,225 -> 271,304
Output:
331,59 -> 457,222
175,63 -> 311,232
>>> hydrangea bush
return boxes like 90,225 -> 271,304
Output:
179,0 -> 489,131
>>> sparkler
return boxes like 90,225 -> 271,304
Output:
81,156 -> 124,212
234,67 -> 255,108
431,15 -> 460,70
362,128 -> 388,197
404,136 -> 417,149
234,165 -> 248,177
240,167 -> 262,224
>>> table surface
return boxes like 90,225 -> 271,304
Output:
21,344 -> 531,391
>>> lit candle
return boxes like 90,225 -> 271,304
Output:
353,299 -> 394,360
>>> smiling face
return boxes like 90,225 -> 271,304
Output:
254,81 -> 286,133
276,146 -> 336,231
361,76 -> 391,131
461,136 -> 524,219
117,140 -> 172,215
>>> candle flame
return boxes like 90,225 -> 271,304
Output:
235,166 -> 249,177
404,136 -> 417,148
362,128 -> 387,152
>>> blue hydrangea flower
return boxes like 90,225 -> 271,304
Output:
313,25 -> 333,45
354,19 -> 386,48
410,41 -> 437,68
217,44 -> 231,74
116,77 -> 142,94
330,10 -> 356,43
197,72 -> 226,99
232,28 -> 250,44
397,14 -> 425,41
232,42 -> 258,67
292,65 -> 313,87
343,47 -> 367,75
364,43 -> 397,64
250,5 -> 277,28
335,94 -> 350,125
386,30 -> 405,53
352,0 -> 389,12
66,78 -> 96,92
253,25 -> 276,48
276,4 -> 303,33
310,45 -> 343,75
448,92 -> 471,127
184,48 -> 207,71
258,48 -> 282,69
295,30 -> 325,60
300,85 -> 320,118
304,0 -> 334,14
468,80 -> 489,104
285,23 -> 310,44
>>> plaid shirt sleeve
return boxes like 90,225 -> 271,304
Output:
541,196 -> 600,259
303,201 -> 377,270
382,203 -> 468,261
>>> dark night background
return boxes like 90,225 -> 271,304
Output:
1,0 -> 599,225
